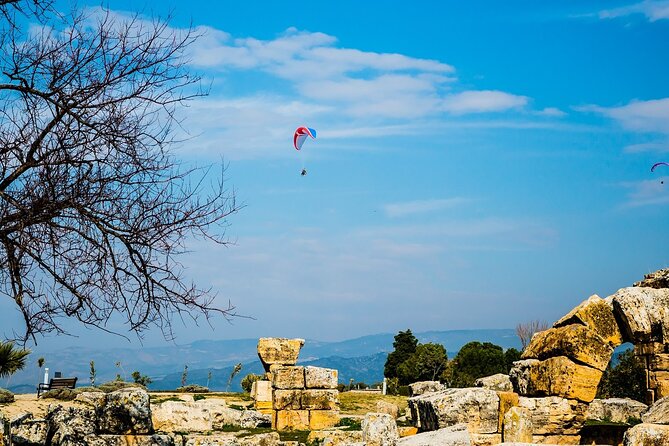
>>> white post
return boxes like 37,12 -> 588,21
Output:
43,367 -> 49,384
382,377 -> 387,395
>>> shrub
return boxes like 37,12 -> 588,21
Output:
97,380 -> 146,393
0,388 -> 14,403
42,388 -> 76,400
336,417 -> 362,430
176,384 -> 209,393
240,373 -> 263,393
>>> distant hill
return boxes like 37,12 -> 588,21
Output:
6,329 -> 520,393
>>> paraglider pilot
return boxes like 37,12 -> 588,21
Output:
301,169 -> 307,176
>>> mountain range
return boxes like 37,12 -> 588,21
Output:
5,329 -> 521,393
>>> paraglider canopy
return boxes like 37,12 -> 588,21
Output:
651,162 -> 669,172
294,127 -> 317,150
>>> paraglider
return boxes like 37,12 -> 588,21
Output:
651,162 -> 669,184
294,126 -> 316,176
293,126 -> 316,150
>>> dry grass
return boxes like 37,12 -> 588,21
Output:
338,391 -> 408,415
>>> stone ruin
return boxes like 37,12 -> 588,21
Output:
407,269 -> 669,445
253,337 -> 340,431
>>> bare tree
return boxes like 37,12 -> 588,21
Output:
0,3 -> 239,343
516,320 -> 550,351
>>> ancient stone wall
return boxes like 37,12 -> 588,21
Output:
255,337 -> 340,430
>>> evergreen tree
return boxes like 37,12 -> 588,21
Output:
397,342 -> 448,384
597,349 -> 646,402
450,341 -> 507,387
384,329 -> 418,379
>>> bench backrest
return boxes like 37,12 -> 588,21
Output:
49,377 -> 77,389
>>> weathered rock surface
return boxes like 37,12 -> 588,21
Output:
398,423 -> 471,446
408,387 -> 499,433
307,429 -> 363,446
376,401 -> 400,419
152,400 -> 217,432
586,398 -> 648,424
642,395 -> 669,424
408,381 -> 446,397
554,294 -> 623,347
271,366 -> 305,390
521,324 -> 613,371
98,388 -> 153,434
517,396 -> 587,436
300,389 -> 338,410
475,374 -> 513,392
509,356 -> 602,402
362,413 -> 399,446
634,268 -> 669,289
46,405 -> 98,446
273,409 -> 309,430
308,410 -> 339,430
272,390 -> 302,410
502,406 -> 532,443
257,338 -> 304,369
85,434 -> 174,446
610,287 -> 669,344
623,422 -> 669,445
10,416 -> 47,446
304,366 -> 338,389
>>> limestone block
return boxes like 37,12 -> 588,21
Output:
497,391 -> 519,432
509,356 -> 603,402
376,400 -> 400,419
46,405 -> 97,446
11,418 -> 48,446
530,434 -> 581,444
518,396 -> 587,436
397,426 -> 418,438
521,324 -> 613,371
304,366 -> 338,389
254,401 -> 273,414
210,405 -> 270,430
271,366 -> 305,390
649,353 -> 669,371
397,424 -> 471,446
623,423 -> 669,445
308,410 -> 340,430
469,432 -> 501,446
475,374 -> 513,392
502,406 -> 533,443
362,413 -> 399,446
99,388 -> 153,435
649,371 -> 669,399
586,398 -> 648,424
273,390 -> 302,410
635,342 -> 669,356
301,389 -> 338,410
84,434 -> 174,446
555,294 -> 623,347
151,400 -> 223,432
307,430 -> 363,446
251,380 -> 272,402
408,381 -> 446,397
408,387 -> 499,433
185,432 -> 279,446
257,338 -> 304,369
273,410 -> 309,430
642,396 -> 669,424
611,287 -> 669,344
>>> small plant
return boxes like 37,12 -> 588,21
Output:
131,371 -> 152,386
336,417 -> 362,430
0,388 -> 15,403
240,373 -> 263,393
115,361 -> 126,381
90,361 -> 96,386
227,363 -> 243,391
193,394 -> 206,401
98,380 -> 146,392
41,388 -> 76,401
181,364 -> 188,387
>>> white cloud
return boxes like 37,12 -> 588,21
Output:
536,107 -> 567,117
383,198 -> 470,218
624,141 -> 669,153
620,178 -> 669,207
599,0 -> 669,21
442,90 -> 528,114
581,97 -> 669,134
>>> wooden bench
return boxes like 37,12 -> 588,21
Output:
37,377 -> 77,397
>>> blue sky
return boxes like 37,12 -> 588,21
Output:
3,1 -> 669,348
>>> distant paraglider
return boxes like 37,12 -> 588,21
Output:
294,126 -> 317,176
651,162 -> 669,184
